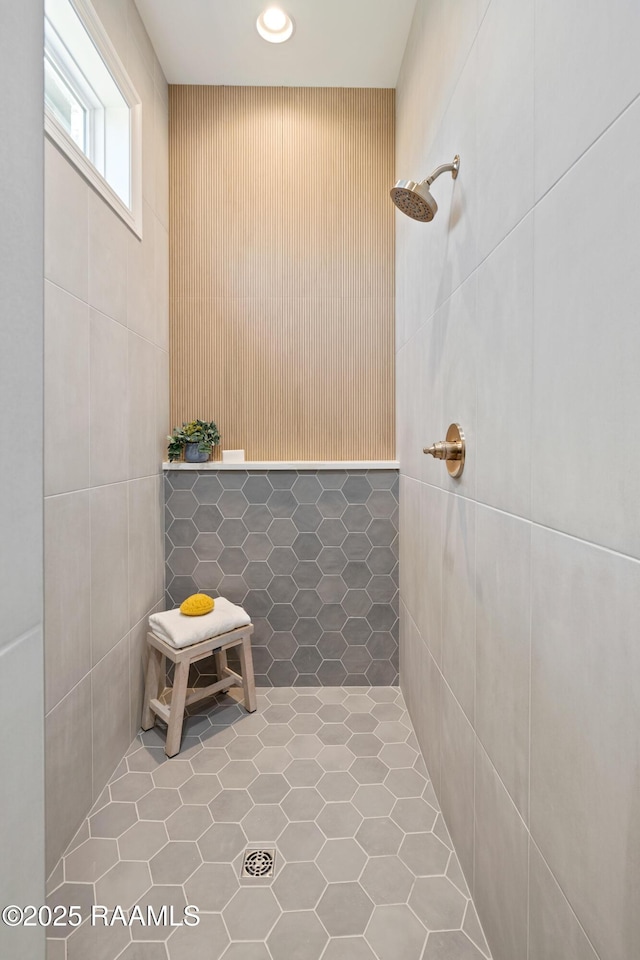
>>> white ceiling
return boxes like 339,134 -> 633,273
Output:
134,0 -> 417,87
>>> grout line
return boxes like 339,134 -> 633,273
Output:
402,576 -> 601,957
527,241 -> 536,949
44,602 -> 160,721
0,624 -> 42,660
528,834 -> 604,960
533,86 -> 640,207
396,84 -> 640,360
87,283 -> 96,807
397,472 -> 640,567
402,597 -> 528,836
44,278 -> 169,356
44,473 -> 164,501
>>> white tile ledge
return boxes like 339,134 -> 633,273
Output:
163,460 -> 400,471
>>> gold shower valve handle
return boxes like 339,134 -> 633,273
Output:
423,423 -> 465,478
423,441 -> 462,460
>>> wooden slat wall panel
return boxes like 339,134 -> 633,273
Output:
169,86 -> 395,461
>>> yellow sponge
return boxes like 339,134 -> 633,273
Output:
180,594 -> 215,616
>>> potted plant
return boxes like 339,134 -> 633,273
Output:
167,419 -> 221,463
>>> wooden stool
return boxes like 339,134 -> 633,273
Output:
141,622 -> 256,757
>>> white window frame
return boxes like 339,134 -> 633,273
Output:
44,0 -> 143,238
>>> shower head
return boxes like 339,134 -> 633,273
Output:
390,155 -> 460,222
390,180 -> 438,222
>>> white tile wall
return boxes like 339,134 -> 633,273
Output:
396,3 -> 640,959
90,482 -> 130,665
530,527 -> 640,960
528,841 -> 599,960
89,308 -> 129,485
473,741 -> 529,960
476,215 -> 533,517
475,506 -> 530,821
476,0 -> 534,261
441,493 -> 475,722
43,0 -> 169,875
45,142 -> 89,301
44,283 -> 91,496
531,96 -> 640,559
44,491 -> 92,713
534,0 -> 640,199
0,1 -> 46,953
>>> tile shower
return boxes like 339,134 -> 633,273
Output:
4,0 -> 633,956
45,686 -> 491,960
164,469 -> 399,687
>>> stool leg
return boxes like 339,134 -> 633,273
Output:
238,635 -> 257,713
214,648 -> 228,680
142,646 -> 163,731
165,659 -> 190,757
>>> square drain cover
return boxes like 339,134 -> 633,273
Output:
241,848 -> 276,878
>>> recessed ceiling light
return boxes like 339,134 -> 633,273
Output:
256,6 -> 295,43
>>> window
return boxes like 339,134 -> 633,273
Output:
44,0 -> 142,236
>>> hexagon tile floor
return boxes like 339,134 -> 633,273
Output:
46,688 -> 492,960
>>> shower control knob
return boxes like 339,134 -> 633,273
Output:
423,423 -> 465,478
423,440 -> 461,460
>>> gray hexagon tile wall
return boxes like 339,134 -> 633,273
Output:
164,470 -> 399,686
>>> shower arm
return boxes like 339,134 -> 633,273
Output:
423,155 -> 460,187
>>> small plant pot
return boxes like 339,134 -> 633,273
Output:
184,442 -> 209,463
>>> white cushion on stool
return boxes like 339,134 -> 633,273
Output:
149,597 -> 251,649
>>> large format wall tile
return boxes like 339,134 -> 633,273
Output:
422,42 -> 478,318
476,215 -> 533,519
43,0 -> 168,876
532,96 -> 640,560
0,628 -> 45,958
45,675 -> 93,876
1,1 -> 45,951
441,493 -> 475,722
129,602 -> 163,740
395,35 -> 478,351
399,604 -> 442,794
44,140 -> 88,301
474,742 -> 529,960
396,318 -> 443,487
530,526 -> 640,960
397,3 -> 640,958
88,189 -> 127,325
399,477 -> 443,662
128,331 -> 158,479
91,483 -> 129,665
90,309 -> 129,486
44,281 -> 91,497
129,476 -> 161,628
528,840 -> 599,960
534,0 -> 640,198
475,0 -> 534,261
415,482 -> 444,663
475,506 -> 531,821
437,275 -> 477,500
91,635 -> 131,800
127,200 -> 156,344
44,492 -> 92,713
154,217 -> 169,349
165,469 -> 399,686
440,681 -> 475,879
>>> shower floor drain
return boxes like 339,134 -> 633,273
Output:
241,849 -> 276,878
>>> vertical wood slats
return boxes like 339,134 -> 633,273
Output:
169,86 -> 395,461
